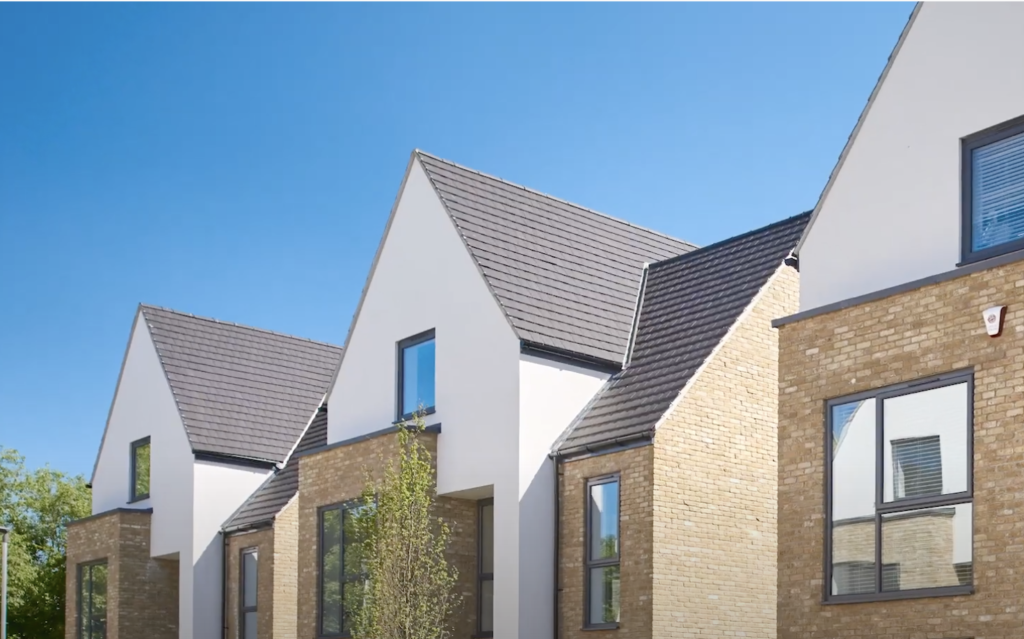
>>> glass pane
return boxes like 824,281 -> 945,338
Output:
830,398 -> 876,596
134,441 -> 150,498
883,383 -> 968,502
91,564 -> 108,639
882,503 -> 972,591
972,129 -> 1024,251
481,503 -> 494,574
402,338 -> 435,415
589,481 -> 619,560
480,579 -> 494,632
342,508 -> 365,578
243,550 -> 258,608
243,611 -> 257,639
588,566 -> 620,625
342,579 -> 365,635
320,508 -> 342,634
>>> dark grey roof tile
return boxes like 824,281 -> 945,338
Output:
140,305 -> 342,463
416,152 -> 696,365
556,212 -> 810,453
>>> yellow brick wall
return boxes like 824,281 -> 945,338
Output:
273,499 -> 299,639
652,265 -> 798,639
65,509 -> 178,639
558,445 -> 654,639
778,257 -> 1024,638
296,430 -> 478,639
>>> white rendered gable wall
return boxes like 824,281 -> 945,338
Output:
799,2 -> 1024,310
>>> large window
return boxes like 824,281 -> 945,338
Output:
962,115 -> 1024,263
130,437 -> 150,502
240,548 -> 257,639
477,499 -> 494,637
397,330 -> 435,420
78,561 -> 108,639
585,476 -> 620,628
319,503 -> 365,637
826,371 -> 973,603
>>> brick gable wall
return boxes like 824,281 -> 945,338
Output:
778,258 -> 1024,638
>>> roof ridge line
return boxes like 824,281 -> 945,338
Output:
413,149 -> 699,251
649,210 -> 812,270
139,303 -> 344,350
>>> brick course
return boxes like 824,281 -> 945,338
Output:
65,509 -> 178,639
296,430 -> 478,639
778,258 -> 1024,638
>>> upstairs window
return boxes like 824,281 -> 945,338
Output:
962,115 -> 1024,262
826,371 -> 973,603
130,437 -> 150,502
397,330 -> 435,420
585,476 -> 620,628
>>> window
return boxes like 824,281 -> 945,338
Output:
477,499 -> 494,637
397,330 -> 435,420
319,503 -> 366,637
130,437 -> 150,502
78,561 -> 108,639
962,115 -> 1024,263
826,371 -> 973,603
585,476 -> 620,628
240,549 -> 257,639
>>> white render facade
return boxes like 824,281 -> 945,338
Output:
328,155 -> 614,639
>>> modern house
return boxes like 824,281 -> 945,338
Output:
773,3 -> 1024,638
67,150 -> 806,639
66,305 -> 341,639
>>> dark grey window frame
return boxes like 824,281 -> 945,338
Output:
583,474 -> 620,630
129,436 -> 150,503
396,329 -> 436,421
960,114 -> 1024,265
317,501 -> 364,638
475,498 -> 494,639
77,559 -> 108,639
240,547 -> 258,639
823,369 -> 974,604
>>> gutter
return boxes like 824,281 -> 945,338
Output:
553,429 -> 655,460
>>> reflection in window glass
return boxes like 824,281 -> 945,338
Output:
588,566 -> 620,625
882,504 -> 973,591
401,336 -> 435,417
883,383 -> 967,502
78,562 -> 107,639
320,508 -> 342,635
589,482 -> 619,560
478,500 -> 494,635
131,438 -> 150,501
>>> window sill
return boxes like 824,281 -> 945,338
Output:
395,406 -> 436,423
957,244 -> 1024,268
581,623 -> 619,631
824,584 -> 973,605
471,632 -> 494,639
128,494 -> 149,504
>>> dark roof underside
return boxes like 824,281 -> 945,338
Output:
224,407 -> 328,531
140,305 -> 342,464
556,212 -> 811,453
416,151 -> 696,366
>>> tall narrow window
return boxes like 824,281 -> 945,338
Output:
585,476 -> 620,628
320,503 -> 366,637
827,371 -> 973,603
962,115 -> 1024,262
397,330 -> 435,419
241,548 -> 258,639
78,561 -> 108,639
130,437 -> 150,502
477,499 -> 494,637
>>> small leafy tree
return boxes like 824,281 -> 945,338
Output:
348,415 -> 460,639
0,447 -> 91,639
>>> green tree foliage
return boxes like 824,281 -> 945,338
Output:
348,416 -> 460,639
0,447 -> 91,639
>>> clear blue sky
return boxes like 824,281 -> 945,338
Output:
0,3 -> 912,476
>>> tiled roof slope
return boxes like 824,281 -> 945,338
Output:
555,212 -> 810,454
416,151 -> 697,366
224,406 -> 328,531
140,305 -> 342,463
